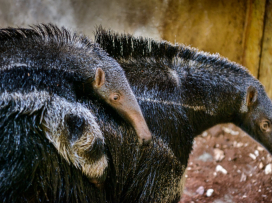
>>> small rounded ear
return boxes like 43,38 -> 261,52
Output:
94,68 -> 105,88
246,86 -> 258,106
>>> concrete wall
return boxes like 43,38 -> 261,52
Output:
0,0 -> 271,97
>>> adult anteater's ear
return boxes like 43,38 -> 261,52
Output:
95,68 -> 105,88
246,86 -> 258,106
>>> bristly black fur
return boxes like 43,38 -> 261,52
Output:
0,24 -> 96,51
0,24 -> 185,203
3,24 -> 272,203
95,26 -> 250,75
95,26 -> 179,60
94,27 -> 272,203
0,24 -> 120,102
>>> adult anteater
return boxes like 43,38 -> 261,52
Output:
0,24 -> 155,202
95,28 -> 272,201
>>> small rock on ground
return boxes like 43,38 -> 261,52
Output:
196,186 -> 205,195
265,164 -> 272,175
206,189 -> 214,197
216,165 -> 227,174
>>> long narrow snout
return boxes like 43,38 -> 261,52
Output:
93,67 -> 152,144
116,104 -> 152,145
129,112 -> 153,145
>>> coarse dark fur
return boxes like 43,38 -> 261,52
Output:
0,90 -> 108,202
0,25 -> 183,203
0,89 -> 182,203
95,27 -> 272,200
0,24 -> 114,201
0,23 -> 151,146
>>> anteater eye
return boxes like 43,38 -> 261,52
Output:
260,120 -> 271,132
112,94 -> 120,101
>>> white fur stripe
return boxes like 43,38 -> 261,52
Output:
136,97 -> 214,115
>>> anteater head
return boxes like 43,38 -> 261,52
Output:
90,66 -> 152,145
0,90 -> 108,187
238,85 -> 272,154
42,92 -> 108,181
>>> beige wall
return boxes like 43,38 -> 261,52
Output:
0,0 -> 271,97
259,0 -> 272,99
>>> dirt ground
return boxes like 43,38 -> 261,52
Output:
180,124 -> 272,203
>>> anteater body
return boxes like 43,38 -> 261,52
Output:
95,28 -> 272,201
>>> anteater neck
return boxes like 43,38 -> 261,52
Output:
180,68 -> 245,136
